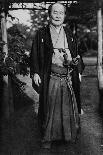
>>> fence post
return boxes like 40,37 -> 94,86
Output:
97,0 -> 103,89
96,0 -> 103,113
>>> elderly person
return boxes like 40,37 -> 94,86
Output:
30,2 -> 84,149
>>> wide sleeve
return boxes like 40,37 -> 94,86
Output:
73,34 -> 85,74
30,30 -> 40,78
78,54 -> 85,74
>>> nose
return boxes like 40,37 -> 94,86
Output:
56,13 -> 61,19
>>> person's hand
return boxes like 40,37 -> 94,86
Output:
33,73 -> 41,86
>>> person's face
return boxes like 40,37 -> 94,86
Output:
50,3 -> 65,27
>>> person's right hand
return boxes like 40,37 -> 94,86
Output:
33,73 -> 41,86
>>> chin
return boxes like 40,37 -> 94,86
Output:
53,22 -> 63,27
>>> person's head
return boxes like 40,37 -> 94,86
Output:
48,2 -> 66,27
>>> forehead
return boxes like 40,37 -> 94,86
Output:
52,3 -> 65,12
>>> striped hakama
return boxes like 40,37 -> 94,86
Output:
43,64 -> 79,142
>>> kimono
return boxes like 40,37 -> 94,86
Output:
30,24 -> 85,142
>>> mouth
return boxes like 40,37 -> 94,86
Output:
55,20 -> 61,22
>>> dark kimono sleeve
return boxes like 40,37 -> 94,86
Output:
30,30 -> 40,78
77,39 -> 85,74
73,34 -> 85,75
78,55 -> 85,74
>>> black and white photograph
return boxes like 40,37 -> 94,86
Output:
0,0 -> 103,154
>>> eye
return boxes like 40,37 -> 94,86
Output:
53,11 -> 57,14
60,12 -> 64,15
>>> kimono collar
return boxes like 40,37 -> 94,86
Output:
45,25 -> 76,58
49,24 -> 63,34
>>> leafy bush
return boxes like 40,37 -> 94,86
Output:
7,24 -> 30,75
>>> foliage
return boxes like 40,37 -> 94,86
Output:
77,25 -> 97,55
7,24 -> 30,75
0,24 -> 31,76
66,1 -> 97,54
30,9 -> 49,30
67,1 -> 96,28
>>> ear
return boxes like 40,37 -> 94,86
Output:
63,14 -> 66,22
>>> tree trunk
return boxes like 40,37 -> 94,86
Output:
1,11 -> 14,118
